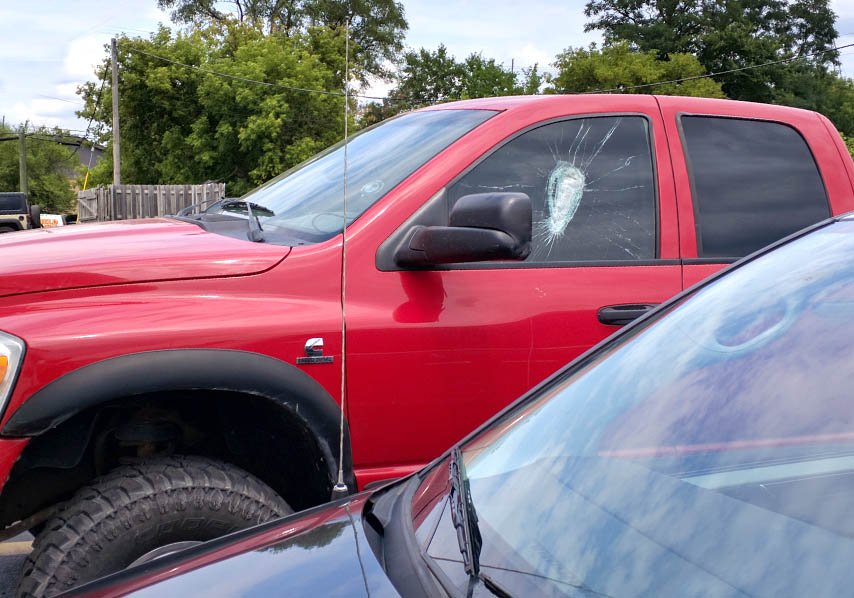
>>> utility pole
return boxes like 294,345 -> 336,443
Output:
18,121 -> 28,196
111,37 -> 121,186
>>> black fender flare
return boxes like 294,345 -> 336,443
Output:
2,349 -> 355,490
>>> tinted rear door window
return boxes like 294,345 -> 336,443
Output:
680,116 -> 829,258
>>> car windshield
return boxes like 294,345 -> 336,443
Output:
205,109 -> 495,244
414,218 -> 854,597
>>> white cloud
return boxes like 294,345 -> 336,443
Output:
363,76 -> 396,101
55,82 -> 83,98
512,43 -> 555,71
64,35 -> 111,80
6,99 -> 68,129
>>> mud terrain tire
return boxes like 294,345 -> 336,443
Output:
17,455 -> 292,598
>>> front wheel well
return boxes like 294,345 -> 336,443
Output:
0,390 -> 335,530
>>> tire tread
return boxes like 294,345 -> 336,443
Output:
16,456 -> 290,598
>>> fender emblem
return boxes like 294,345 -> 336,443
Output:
297,337 -> 334,365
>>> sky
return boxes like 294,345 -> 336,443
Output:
2,0 -> 854,134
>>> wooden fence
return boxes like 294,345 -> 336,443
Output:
77,183 -> 226,222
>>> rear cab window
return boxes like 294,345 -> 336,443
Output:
0,194 -> 27,213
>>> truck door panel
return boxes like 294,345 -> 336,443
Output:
346,99 -> 682,483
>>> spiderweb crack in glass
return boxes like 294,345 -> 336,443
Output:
541,161 -> 585,244
448,115 -> 655,262
533,118 -> 644,256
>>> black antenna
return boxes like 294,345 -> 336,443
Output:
331,17 -> 351,500
176,196 -> 221,216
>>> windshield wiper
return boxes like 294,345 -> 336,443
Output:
244,200 -> 266,243
449,447 -> 511,598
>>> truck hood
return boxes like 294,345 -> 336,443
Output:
0,218 -> 290,297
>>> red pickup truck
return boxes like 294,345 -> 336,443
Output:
2,94 -> 854,596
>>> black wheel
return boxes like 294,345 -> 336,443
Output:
29,205 -> 41,229
17,456 -> 292,598
0,225 -> 16,233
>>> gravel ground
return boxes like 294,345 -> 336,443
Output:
0,534 -> 32,597
0,554 -> 25,597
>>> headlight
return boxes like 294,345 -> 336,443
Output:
0,332 -> 25,414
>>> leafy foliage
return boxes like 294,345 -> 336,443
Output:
584,0 -> 838,64
581,0 -> 854,136
156,0 -> 407,81
359,44 -> 543,124
0,124 -> 76,212
548,42 -> 725,98
78,23 -> 352,195
583,0 -> 839,104
387,45 -> 519,107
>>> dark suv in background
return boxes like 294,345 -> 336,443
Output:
0,193 -> 40,233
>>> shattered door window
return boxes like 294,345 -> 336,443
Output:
449,116 -> 656,262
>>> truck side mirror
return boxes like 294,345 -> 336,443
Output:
394,192 -> 532,267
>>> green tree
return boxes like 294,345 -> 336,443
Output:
772,69 -> 854,136
388,44 -> 464,108
0,123 -> 76,212
547,42 -> 725,98
78,23 -> 352,195
359,48 -> 545,126
519,64 -> 544,95
459,53 -> 520,98
157,0 -> 407,81
584,0 -> 838,64
382,45 -> 529,109
583,0 -> 839,103
357,45 -> 536,124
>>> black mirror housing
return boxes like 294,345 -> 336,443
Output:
448,192 -> 531,242
395,192 -> 532,267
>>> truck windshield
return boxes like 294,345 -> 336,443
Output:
206,109 -> 495,244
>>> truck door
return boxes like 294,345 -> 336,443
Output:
346,98 -> 682,486
656,97 -> 841,288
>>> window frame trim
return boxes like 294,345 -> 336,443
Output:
676,112 -> 832,260
376,112 -> 664,272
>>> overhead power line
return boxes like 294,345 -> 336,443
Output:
113,39 -> 854,106
27,136 -> 93,147
35,95 -> 86,105
583,42 -> 854,94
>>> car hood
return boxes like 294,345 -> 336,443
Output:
68,495 -> 401,598
0,218 -> 290,297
